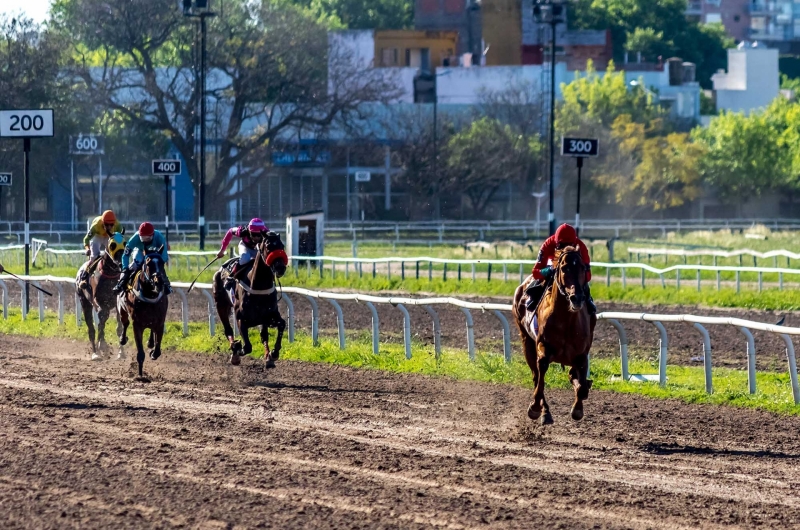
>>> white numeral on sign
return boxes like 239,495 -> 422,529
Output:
570,140 -> 592,153
76,137 -> 98,150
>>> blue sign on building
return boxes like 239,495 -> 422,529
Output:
272,150 -> 331,166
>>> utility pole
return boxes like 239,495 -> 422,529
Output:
533,0 -> 565,236
183,0 -> 215,249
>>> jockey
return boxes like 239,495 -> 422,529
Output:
79,210 -> 123,289
216,218 -> 268,290
113,222 -> 172,294
525,223 -> 596,314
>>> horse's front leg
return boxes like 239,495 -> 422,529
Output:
97,305 -> 110,356
260,325 -> 275,368
79,294 -> 99,360
132,322 -> 146,379
533,341 -> 553,425
271,313 -> 286,361
569,354 -> 592,421
150,322 -> 164,361
520,333 -> 541,420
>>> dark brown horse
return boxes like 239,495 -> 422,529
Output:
76,233 -> 125,361
212,240 -> 287,367
513,246 -> 596,425
117,251 -> 169,379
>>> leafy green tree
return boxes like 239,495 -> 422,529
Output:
444,117 -> 542,217
53,0 -> 396,218
570,0 -> 733,88
296,0 -> 413,29
692,99 -> 792,202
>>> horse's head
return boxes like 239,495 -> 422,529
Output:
107,232 -> 126,263
554,246 -> 587,312
142,249 -> 165,294
259,232 -> 288,279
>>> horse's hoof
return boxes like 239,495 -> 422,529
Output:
271,349 -> 280,360
540,412 -> 554,426
243,344 -> 253,355
230,353 -> 241,366
150,350 -> 161,361
527,403 -> 542,420
265,356 -> 276,369
119,336 -> 128,346
90,352 -> 103,362
571,406 -> 584,421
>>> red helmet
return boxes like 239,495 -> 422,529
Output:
139,222 -> 155,238
555,223 -> 577,245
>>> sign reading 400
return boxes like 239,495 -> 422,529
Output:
152,159 -> 182,175
0,109 -> 54,138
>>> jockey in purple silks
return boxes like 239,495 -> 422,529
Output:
217,218 -> 268,290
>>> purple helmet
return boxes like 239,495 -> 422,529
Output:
248,218 -> 267,234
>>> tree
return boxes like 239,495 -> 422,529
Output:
53,0 -> 398,218
692,100 -> 792,202
0,15 -> 85,221
296,0 -> 413,29
570,0 -> 733,88
444,117 -> 542,217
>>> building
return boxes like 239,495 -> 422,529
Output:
712,42 -> 779,114
686,0 -> 750,42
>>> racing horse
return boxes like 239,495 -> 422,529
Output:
513,246 -> 596,425
76,232 -> 125,361
212,237 -> 288,367
117,249 -> 169,379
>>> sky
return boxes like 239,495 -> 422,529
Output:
2,0 -> 51,23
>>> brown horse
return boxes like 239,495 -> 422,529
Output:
513,246 -> 596,425
117,250 -> 169,379
212,239 -> 287,367
76,233 -> 125,361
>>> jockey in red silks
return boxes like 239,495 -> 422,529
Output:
217,218 -> 269,290
524,223 -> 596,314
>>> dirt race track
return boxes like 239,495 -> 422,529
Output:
2,336 -> 800,529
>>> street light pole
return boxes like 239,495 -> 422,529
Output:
548,18 -> 557,236
183,1 -> 215,250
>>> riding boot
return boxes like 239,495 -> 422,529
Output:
525,281 -> 546,312
584,283 -> 597,315
224,263 -> 240,291
114,268 -> 132,294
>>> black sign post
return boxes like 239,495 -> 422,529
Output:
0,109 -> 54,316
152,159 -> 182,248
561,137 -> 599,236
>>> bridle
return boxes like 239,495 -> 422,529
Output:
552,247 -> 585,298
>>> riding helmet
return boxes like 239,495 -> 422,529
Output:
555,223 -> 578,245
248,218 -> 268,233
139,222 -> 155,238
102,210 -> 116,224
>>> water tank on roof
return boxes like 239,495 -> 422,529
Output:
681,62 -> 696,84
667,57 -> 683,86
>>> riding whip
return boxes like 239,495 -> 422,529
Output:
0,267 -> 53,296
187,256 -> 221,293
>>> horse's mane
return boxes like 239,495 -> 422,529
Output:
554,245 -> 579,261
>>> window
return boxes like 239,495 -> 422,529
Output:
420,0 -> 438,13
381,48 -> 399,66
705,13 -> 722,23
444,0 -> 464,13
734,14 -> 741,22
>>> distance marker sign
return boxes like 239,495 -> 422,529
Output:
561,137 -> 599,157
0,172 -> 10,186
152,159 -> 182,175
0,110 -> 54,138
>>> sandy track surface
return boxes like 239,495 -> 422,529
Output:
1,336 -> 800,529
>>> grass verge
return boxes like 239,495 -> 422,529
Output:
2,308 -> 799,416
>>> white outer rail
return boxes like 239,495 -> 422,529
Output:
1,275 -> 799,404
628,247 -> 800,260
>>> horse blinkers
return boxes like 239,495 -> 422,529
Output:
266,249 -> 288,278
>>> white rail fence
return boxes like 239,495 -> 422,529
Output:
290,255 -> 800,292
0,274 -> 799,404
5,218 -> 800,243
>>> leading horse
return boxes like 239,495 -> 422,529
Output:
513,246 -> 596,425
76,232 -> 125,361
212,239 -> 288,367
117,250 -> 169,379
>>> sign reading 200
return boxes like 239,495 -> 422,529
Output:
0,110 -> 54,138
